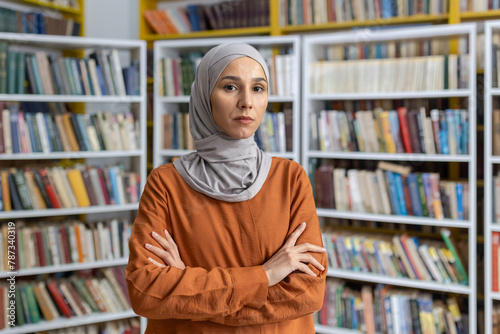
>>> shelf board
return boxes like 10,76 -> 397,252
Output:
327,269 -> 470,294
143,26 -> 272,41
23,0 -> 82,15
489,88 -> 500,96
461,9 -> 500,20
0,33 -> 145,49
490,224 -> 500,232
490,156 -> 500,164
281,14 -> 449,33
0,150 -> 142,160
314,325 -> 374,334
306,151 -> 471,162
0,94 -> 142,103
158,95 -> 295,104
308,89 -> 472,100
0,309 -> 137,334
0,258 -> 128,278
491,292 -> 500,301
0,203 -> 139,220
316,209 -> 471,228
159,150 -> 296,160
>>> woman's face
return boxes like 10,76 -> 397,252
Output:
210,56 -> 268,139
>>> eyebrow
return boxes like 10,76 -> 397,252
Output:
220,75 -> 267,83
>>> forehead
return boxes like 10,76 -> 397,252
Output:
219,57 -> 265,77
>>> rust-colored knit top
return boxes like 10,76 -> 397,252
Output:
125,157 -> 327,333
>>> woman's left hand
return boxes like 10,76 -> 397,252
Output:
145,229 -> 186,270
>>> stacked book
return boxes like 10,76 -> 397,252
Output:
0,43 -> 140,96
0,164 -> 140,211
1,104 -> 139,154
0,219 -> 131,271
157,49 -> 295,97
309,54 -> 469,94
315,279 -> 467,334
0,267 -> 131,327
314,162 -> 469,220
310,107 -> 469,155
283,0 -> 449,26
322,228 -> 469,285
143,0 -> 269,34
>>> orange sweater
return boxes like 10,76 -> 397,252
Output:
125,157 -> 327,333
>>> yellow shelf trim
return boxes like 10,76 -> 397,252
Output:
143,27 -> 272,41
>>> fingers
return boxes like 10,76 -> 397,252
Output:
145,242 -> 175,265
295,243 -> 327,253
148,257 -> 166,268
284,222 -> 306,247
296,262 -> 318,277
296,253 -> 325,272
152,230 -> 177,252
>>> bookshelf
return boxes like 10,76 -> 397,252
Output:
152,35 -> 301,168
0,32 -> 146,333
302,23 -> 477,333
0,0 -> 85,36
484,19 -> 500,334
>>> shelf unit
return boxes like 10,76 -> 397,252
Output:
484,19 -> 500,334
0,32 -> 147,333
1,0 -> 85,36
152,35 -> 301,168
303,23 -> 477,333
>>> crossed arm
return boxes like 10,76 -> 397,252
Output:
125,167 -> 328,325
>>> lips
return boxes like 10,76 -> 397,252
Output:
234,116 -> 253,124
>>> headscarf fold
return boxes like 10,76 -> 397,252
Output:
173,43 -> 273,202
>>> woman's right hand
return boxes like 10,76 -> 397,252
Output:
262,222 -> 326,287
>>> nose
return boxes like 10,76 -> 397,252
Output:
237,88 -> 253,110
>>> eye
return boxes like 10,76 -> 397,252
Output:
254,86 -> 265,92
224,84 -> 237,91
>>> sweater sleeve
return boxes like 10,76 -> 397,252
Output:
208,166 -> 328,326
125,169 -> 269,320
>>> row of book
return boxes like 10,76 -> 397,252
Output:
162,108 -> 294,153
462,0 -> 500,11
157,50 -> 295,97
144,0 -> 269,35
322,229 -> 469,284
0,165 -> 140,212
494,174 -> 500,223
26,318 -> 140,334
255,109 -> 294,153
492,232 -> 500,292
314,162 -> 470,219
494,110 -> 500,156
0,268 -> 130,328
0,6 -> 81,36
1,107 -> 139,154
309,54 -> 470,94
310,108 -> 470,155
283,0 -> 448,26
0,44 -> 140,96
0,219 -> 132,271
323,39 -> 462,61
315,279 -> 468,334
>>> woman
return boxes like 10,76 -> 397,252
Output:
125,43 -> 327,333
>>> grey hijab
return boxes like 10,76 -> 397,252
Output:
173,43 -> 273,202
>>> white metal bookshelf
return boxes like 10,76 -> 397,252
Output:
303,24 -> 477,333
0,310 -> 137,334
0,33 -> 147,333
152,35 -> 301,168
484,19 -> 500,334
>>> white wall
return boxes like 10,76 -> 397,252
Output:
85,0 -> 138,39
